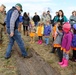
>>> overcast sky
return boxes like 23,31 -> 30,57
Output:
0,0 -> 76,19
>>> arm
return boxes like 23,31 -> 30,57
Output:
57,30 -> 63,36
65,34 -> 72,52
64,16 -> 68,22
0,13 -> 5,25
10,10 -> 19,33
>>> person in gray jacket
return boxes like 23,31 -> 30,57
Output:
69,11 -> 76,27
51,25 -> 63,63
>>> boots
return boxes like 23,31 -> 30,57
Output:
38,40 -> 40,44
61,58 -> 68,67
39,40 -> 42,44
58,58 -> 65,65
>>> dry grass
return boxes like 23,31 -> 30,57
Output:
0,34 -> 17,75
0,31 -> 76,75
22,33 -> 76,75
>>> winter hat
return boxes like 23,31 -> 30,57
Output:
73,24 -> 76,30
63,22 -> 71,33
15,3 -> 23,11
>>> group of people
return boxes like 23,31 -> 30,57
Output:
0,3 -> 76,68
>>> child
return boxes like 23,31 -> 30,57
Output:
29,20 -> 36,43
52,22 -> 60,41
52,26 -> 63,64
51,22 -> 61,53
36,21 -> 44,44
60,22 -> 72,67
44,20 -> 51,45
18,15 -> 23,32
71,24 -> 76,62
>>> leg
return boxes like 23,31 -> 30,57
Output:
23,26 -> 25,35
44,37 -> 47,43
57,47 -> 63,62
51,47 -> 56,53
46,38 -> 49,45
61,52 -> 69,67
14,29 -> 27,57
74,50 -> 76,59
5,36 -> 15,58
26,26 -> 28,36
39,36 -> 43,44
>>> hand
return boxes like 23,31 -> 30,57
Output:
10,32 -> 14,37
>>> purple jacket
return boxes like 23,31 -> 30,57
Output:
61,32 -> 73,51
44,25 -> 51,36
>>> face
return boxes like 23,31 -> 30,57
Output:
72,11 -> 76,16
56,12 -> 58,16
59,11 -> 62,16
46,21 -> 49,25
47,11 -> 50,14
0,6 -> 5,12
16,6 -> 21,11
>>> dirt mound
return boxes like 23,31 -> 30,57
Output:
13,43 -> 60,75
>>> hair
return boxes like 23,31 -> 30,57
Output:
47,10 -> 50,12
72,11 -> 76,16
73,28 -> 76,34
23,12 -> 28,17
58,10 -> 64,17
58,25 -> 62,30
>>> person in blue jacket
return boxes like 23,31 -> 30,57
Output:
71,24 -> 76,62
53,10 -> 68,25
44,20 -> 51,45
5,3 -> 32,59
18,14 -> 23,32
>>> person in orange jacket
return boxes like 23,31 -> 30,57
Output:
36,21 -> 44,44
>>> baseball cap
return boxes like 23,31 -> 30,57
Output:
15,3 -> 23,12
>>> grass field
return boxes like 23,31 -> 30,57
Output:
0,31 -> 76,75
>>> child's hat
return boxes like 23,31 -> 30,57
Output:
73,24 -> 76,30
63,22 -> 71,33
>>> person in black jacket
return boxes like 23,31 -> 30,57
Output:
33,12 -> 40,26
23,12 -> 30,36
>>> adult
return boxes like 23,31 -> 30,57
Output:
23,12 -> 30,36
41,12 -> 50,25
0,4 -> 6,43
53,12 -> 59,21
47,10 -> 52,23
33,12 -> 40,26
5,3 -> 32,59
69,11 -> 76,27
53,10 -> 68,25
52,11 -> 59,26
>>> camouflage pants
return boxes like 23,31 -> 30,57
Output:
0,28 -> 3,41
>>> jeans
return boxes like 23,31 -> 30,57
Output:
5,28 -> 27,57
44,37 -> 49,44
35,22 -> 38,26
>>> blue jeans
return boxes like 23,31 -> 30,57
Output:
5,28 -> 27,57
44,37 -> 49,45
35,22 -> 38,26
